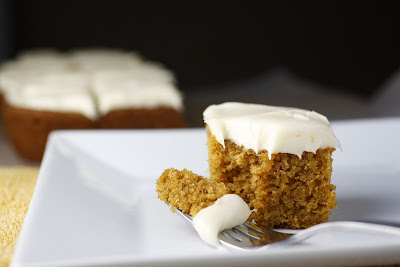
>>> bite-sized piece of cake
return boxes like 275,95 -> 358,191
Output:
2,73 -> 96,161
92,70 -> 184,129
203,102 -> 341,229
156,168 -> 229,216
157,169 -> 253,248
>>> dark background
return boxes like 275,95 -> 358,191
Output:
1,0 -> 400,97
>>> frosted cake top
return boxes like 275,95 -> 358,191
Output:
203,102 -> 341,158
92,79 -> 183,115
0,49 -> 182,120
5,73 -> 97,120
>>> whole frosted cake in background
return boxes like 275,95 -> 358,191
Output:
157,102 -> 341,230
0,48 -> 185,161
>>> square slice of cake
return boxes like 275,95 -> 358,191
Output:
2,73 -> 96,161
203,102 -> 341,229
92,69 -> 184,129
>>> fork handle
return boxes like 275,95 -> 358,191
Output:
272,221 -> 400,247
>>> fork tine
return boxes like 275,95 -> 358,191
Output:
174,208 -> 193,223
221,229 -> 243,242
219,229 -> 261,249
175,208 -> 400,250
232,226 -> 260,240
175,208 -> 293,249
243,222 -> 264,235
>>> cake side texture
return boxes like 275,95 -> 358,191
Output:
2,102 -> 95,161
206,127 -> 337,229
98,107 -> 185,129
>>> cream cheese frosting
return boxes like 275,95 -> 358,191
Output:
16,48 -> 65,61
92,79 -> 183,115
203,102 -> 341,158
6,90 -> 97,120
92,64 -> 175,85
0,70 -> 40,93
2,54 -> 72,72
4,73 -> 97,120
192,194 -> 252,247
69,49 -> 141,71
0,56 -> 74,93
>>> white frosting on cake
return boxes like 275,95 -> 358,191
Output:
4,73 -> 97,120
70,49 -> 141,71
92,64 -> 175,84
0,56 -> 73,93
203,102 -> 341,158
93,79 -> 183,115
6,91 -> 97,120
0,70 -> 38,93
3,54 -> 72,72
16,48 -> 63,61
193,194 -> 252,247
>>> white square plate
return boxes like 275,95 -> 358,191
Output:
11,118 -> 400,267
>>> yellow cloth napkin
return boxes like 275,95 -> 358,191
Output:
0,167 -> 39,267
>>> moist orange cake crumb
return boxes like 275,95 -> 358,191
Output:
156,168 -> 229,216
206,128 -> 337,229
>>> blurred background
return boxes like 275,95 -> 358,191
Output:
1,0 -> 400,127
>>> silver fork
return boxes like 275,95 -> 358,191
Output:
175,209 -> 400,251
